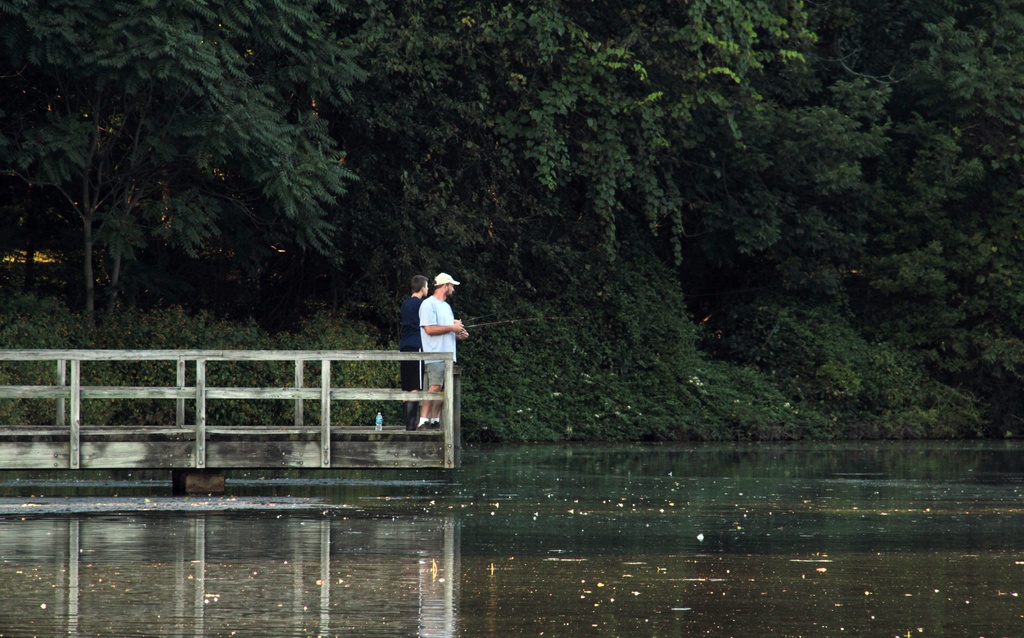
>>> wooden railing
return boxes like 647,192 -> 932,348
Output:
0,350 -> 458,469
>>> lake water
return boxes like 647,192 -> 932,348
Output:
1,442 -> 1022,637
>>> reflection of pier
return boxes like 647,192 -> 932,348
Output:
0,513 -> 459,637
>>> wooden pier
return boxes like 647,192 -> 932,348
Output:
0,350 -> 460,483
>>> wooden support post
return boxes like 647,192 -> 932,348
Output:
176,357 -> 186,428
172,469 -> 225,495
195,360 -> 206,469
453,365 -> 462,468
443,359 -> 455,468
320,359 -> 331,468
56,359 -> 66,427
294,359 -> 304,427
69,360 -> 80,469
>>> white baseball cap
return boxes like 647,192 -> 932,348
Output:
434,273 -> 460,286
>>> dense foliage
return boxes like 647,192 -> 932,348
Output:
1,0 -> 1021,440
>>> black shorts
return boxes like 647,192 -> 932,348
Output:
400,346 -> 422,391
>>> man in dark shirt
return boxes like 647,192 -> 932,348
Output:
399,275 -> 429,430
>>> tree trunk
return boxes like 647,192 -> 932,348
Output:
102,252 -> 122,327
83,216 -> 95,326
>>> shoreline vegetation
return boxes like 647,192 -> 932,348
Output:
2,2 -> 1022,440
0,295 -> 987,442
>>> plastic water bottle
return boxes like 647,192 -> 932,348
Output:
375,412 -> 383,431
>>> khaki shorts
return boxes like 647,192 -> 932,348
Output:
425,361 -> 447,387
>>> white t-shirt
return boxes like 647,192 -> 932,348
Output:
419,296 -> 457,363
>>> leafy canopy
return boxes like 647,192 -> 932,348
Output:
0,0 -> 364,318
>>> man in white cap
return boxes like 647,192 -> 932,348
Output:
418,272 -> 469,429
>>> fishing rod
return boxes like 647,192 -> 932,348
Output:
463,316 -> 582,329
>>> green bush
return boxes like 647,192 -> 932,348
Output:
714,299 -> 983,438
0,295 -> 91,425
458,256 -> 836,441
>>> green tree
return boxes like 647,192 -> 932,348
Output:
327,0 -> 816,322
0,0 -> 363,324
851,0 -> 1024,433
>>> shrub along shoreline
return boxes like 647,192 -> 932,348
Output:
0,283 -> 985,442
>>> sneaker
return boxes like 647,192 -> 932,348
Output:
429,420 -> 441,430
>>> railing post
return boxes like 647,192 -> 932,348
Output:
320,359 -> 331,468
294,359 -> 304,427
69,360 -> 80,469
195,360 -> 206,469
443,357 -> 455,468
56,359 -> 66,427
176,357 -> 186,428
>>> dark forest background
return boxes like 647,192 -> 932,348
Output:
2,0 -> 1022,440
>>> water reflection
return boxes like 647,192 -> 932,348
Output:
1,442 -> 1023,636
0,513 -> 458,637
